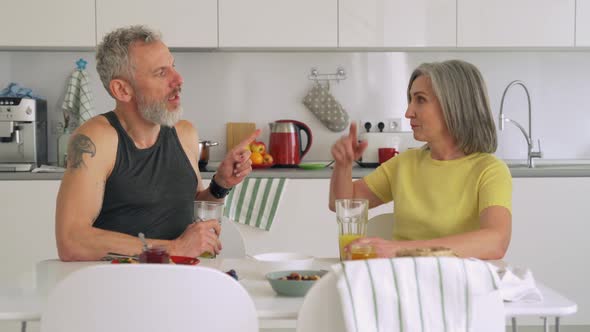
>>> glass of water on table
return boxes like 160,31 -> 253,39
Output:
194,200 -> 224,258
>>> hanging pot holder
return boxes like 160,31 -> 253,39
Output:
302,81 -> 349,132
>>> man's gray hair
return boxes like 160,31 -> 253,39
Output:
407,59 -> 497,154
96,25 -> 162,97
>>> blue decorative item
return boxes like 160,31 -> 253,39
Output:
0,82 -> 42,99
75,58 -> 87,70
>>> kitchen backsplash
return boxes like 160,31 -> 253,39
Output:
1,51 -> 588,163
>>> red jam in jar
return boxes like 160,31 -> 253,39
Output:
139,246 -> 170,264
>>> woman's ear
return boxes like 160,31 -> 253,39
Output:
109,79 -> 134,102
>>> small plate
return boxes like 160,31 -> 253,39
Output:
355,161 -> 379,168
170,256 -> 200,265
298,163 -> 326,170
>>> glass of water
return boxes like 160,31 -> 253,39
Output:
194,201 -> 224,258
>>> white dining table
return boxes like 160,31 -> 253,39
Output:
1,258 -> 578,332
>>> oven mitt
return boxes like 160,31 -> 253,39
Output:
302,82 -> 349,132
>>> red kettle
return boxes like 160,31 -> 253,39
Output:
268,120 -> 313,167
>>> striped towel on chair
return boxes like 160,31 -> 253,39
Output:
223,178 -> 287,231
332,257 -> 505,332
62,69 -> 94,130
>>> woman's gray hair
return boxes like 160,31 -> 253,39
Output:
96,25 -> 161,97
407,60 -> 497,154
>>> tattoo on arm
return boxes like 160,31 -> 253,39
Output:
67,134 -> 96,169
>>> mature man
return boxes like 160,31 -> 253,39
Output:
56,25 -> 259,261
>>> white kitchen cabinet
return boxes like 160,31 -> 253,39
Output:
576,0 -> 590,46
457,0 -> 575,47
0,0 -> 95,47
339,0 -> 456,48
219,0 -> 337,48
96,0 -> 217,48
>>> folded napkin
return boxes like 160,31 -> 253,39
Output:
332,257 -> 504,332
61,68 -> 94,131
489,262 -> 543,303
223,178 -> 287,231
0,82 -> 43,99
303,81 -> 349,132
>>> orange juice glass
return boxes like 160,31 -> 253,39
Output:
335,199 -> 368,260
350,243 -> 377,260
339,234 -> 362,261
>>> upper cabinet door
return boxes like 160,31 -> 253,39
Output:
219,0 -> 337,48
96,0 -> 217,48
0,0 -> 95,47
458,0 -> 575,47
339,0 -> 456,47
576,0 -> 590,46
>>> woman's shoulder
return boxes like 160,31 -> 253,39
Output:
470,153 -> 511,175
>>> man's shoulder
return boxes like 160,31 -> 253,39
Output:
77,114 -> 115,134
174,120 -> 196,132
174,120 -> 197,140
73,114 -> 118,148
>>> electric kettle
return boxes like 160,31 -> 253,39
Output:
268,120 -> 313,167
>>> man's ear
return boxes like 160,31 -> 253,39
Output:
109,79 -> 134,102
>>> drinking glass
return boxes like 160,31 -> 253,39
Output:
349,243 -> 377,260
194,201 -> 224,258
335,199 -> 368,260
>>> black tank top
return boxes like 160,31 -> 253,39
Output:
93,111 -> 197,240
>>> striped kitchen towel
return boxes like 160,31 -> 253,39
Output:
332,257 -> 504,332
61,68 -> 94,131
223,178 -> 287,231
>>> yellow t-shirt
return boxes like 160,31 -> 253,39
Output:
363,147 -> 512,241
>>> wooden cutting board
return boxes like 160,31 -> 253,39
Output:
226,122 -> 257,152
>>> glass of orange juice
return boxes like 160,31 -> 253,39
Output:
336,199 -> 368,260
350,243 -> 377,260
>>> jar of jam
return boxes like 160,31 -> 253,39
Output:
139,246 -> 170,264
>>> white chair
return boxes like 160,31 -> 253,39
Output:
297,272 -> 345,332
219,216 -> 246,258
40,264 -> 258,332
297,262 -> 504,332
366,213 -> 394,239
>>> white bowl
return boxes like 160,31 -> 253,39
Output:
252,252 -> 314,274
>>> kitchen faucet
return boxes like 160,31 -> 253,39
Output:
498,80 -> 543,168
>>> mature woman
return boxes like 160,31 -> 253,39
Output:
329,60 -> 512,260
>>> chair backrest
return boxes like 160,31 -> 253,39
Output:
297,261 -> 504,332
297,272 -> 346,332
219,216 -> 246,258
40,264 -> 258,332
366,213 -> 394,239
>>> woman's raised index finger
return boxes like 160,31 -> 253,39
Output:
348,122 -> 358,140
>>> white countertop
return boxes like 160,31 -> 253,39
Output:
3,159 -> 590,180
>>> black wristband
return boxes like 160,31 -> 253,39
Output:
209,175 -> 232,199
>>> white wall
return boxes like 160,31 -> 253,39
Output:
2,51 -> 590,162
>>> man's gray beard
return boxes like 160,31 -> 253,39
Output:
137,97 -> 183,127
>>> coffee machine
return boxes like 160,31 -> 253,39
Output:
0,97 -> 47,171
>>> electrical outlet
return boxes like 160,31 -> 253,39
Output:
358,118 -> 402,133
386,118 -> 402,132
